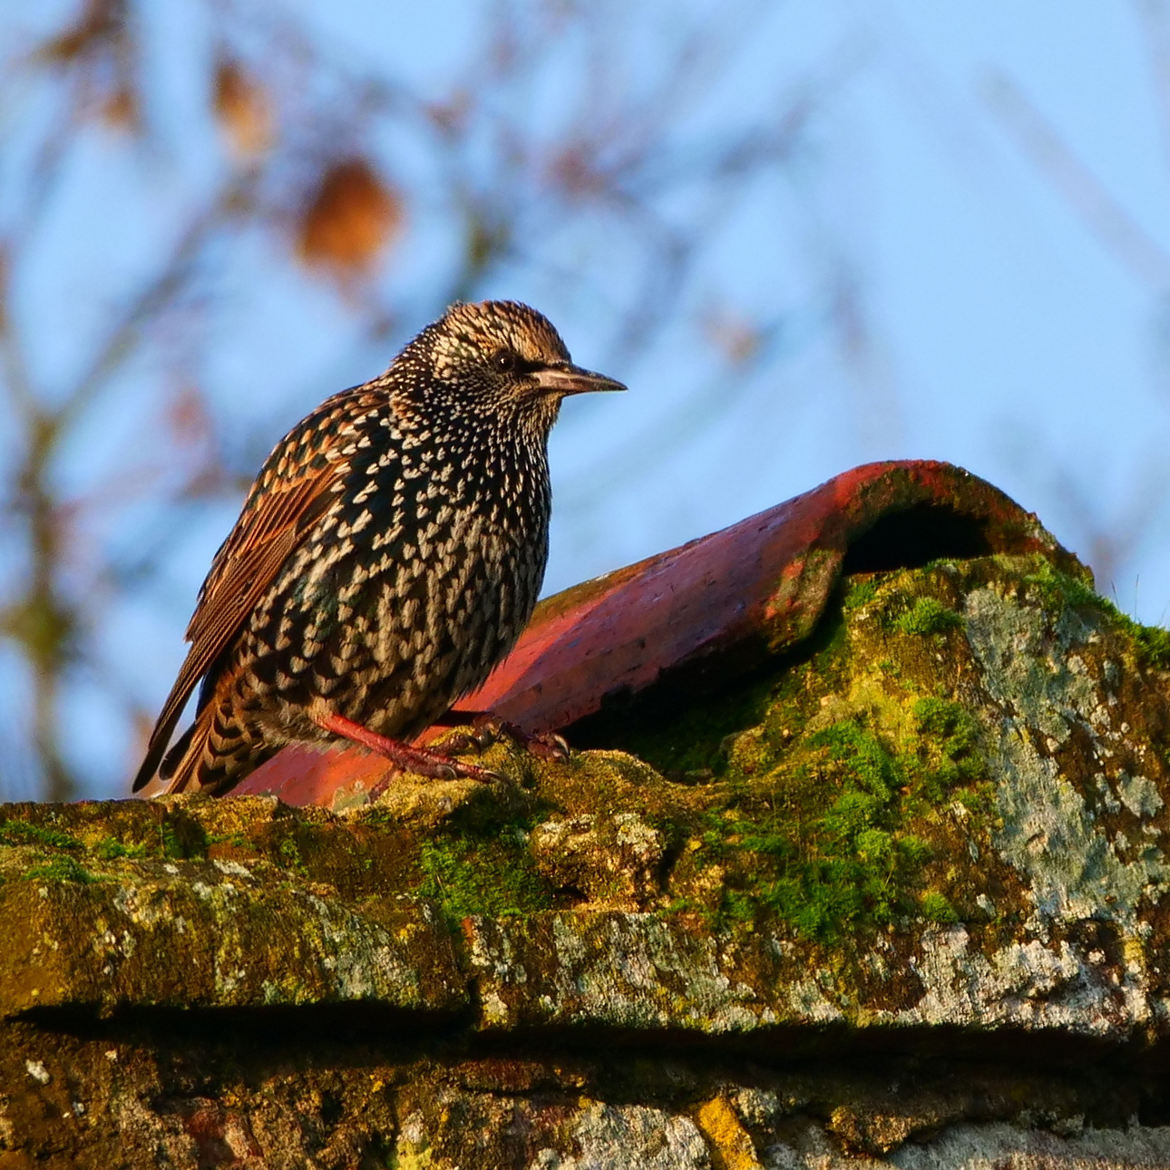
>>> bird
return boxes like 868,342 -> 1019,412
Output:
132,300 -> 625,796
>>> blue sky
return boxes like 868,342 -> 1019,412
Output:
3,1 -> 1169,797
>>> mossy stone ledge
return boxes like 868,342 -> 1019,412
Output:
4,476 -> 1170,1166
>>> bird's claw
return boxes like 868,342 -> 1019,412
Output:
420,754 -> 505,784
529,730 -> 570,762
316,712 -> 505,786
441,715 -> 570,763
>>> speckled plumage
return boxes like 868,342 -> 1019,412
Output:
133,301 -> 624,795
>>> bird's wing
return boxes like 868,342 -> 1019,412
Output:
132,430 -> 346,792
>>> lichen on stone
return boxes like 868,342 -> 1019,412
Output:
2,546 -> 1170,1166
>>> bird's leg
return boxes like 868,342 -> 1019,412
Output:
432,709 -> 570,763
313,712 -> 504,783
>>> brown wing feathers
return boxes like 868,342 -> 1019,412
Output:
131,460 -> 339,792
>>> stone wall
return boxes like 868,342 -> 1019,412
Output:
4,472 -> 1170,1167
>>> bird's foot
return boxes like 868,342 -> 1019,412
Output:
314,712 -> 504,784
438,712 -> 570,763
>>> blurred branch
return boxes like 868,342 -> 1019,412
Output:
0,244 -> 37,417
984,70 -> 1170,289
1137,0 -> 1170,183
3,408 -> 76,800
60,172 -> 257,431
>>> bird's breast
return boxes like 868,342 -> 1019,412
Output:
251,435 -> 553,736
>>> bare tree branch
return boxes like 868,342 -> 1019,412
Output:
984,69 -> 1170,289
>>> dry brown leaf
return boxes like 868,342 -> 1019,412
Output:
213,58 -> 273,157
296,158 -> 402,280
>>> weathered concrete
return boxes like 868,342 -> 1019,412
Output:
3,471 -> 1170,1167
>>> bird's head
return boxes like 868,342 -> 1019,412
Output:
392,300 -> 625,436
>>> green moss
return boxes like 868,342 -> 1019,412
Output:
1023,561 -> 1100,613
0,819 -> 82,850
622,564 -> 1020,943
1023,560 -> 1170,671
686,678 -> 1000,944
809,722 -> 901,801
892,596 -> 962,637
909,698 -> 984,800
697,718 -> 945,942
277,835 -> 309,877
159,815 -> 208,860
94,837 -> 147,861
953,784 -> 996,816
160,821 -> 183,859
842,578 -> 879,613
919,890 -> 958,923
418,829 -> 553,924
580,577 -> 865,787
912,697 -> 975,742
1134,623 -> 1170,671
808,605 -> 852,676
898,834 -> 932,867
22,855 -> 96,884
206,831 -> 249,849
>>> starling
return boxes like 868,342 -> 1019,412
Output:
132,300 -> 625,795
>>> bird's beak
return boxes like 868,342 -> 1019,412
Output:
531,362 -> 627,397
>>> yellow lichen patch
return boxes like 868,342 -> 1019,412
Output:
695,1095 -> 762,1170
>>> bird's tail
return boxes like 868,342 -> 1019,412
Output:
156,718 -> 209,794
131,714 -> 211,796
154,699 -> 266,796
133,658 -> 252,795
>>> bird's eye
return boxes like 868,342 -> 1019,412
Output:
492,348 -> 520,374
